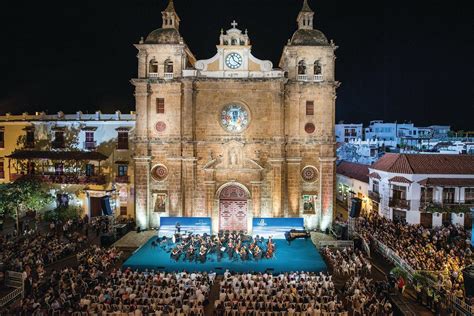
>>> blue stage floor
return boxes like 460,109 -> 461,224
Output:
123,238 -> 327,274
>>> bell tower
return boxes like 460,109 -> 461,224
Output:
297,0 -> 314,30
161,0 -> 180,30
279,0 -> 338,230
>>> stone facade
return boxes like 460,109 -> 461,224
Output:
133,0 -> 338,232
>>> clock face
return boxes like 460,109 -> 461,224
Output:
225,53 -> 243,69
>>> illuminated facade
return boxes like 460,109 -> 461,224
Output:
0,111 -> 135,218
133,0 -> 338,232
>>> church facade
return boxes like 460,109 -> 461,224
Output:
132,0 -> 338,233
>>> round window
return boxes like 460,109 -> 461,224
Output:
301,166 -> 318,182
305,123 -> 315,134
151,164 -> 168,181
220,104 -> 250,133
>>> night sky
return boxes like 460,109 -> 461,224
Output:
0,0 -> 472,130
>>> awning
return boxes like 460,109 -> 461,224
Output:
369,172 -> 381,180
7,150 -> 108,161
389,176 -> 413,184
114,160 -> 129,165
418,178 -> 474,187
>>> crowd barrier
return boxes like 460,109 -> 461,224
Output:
0,271 -> 24,308
318,240 -> 354,249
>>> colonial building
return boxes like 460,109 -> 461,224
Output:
336,161 -> 371,216
368,153 -> 474,225
132,0 -> 338,232
0,111 -> 135,218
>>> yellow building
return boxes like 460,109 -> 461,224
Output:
133,0 -> 338,232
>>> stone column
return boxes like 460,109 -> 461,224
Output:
269,159 -> 284,217
137,50 -> 147,79
287,158 -> 302,217
319,157 -> 336,230
167,158 -> 182,217
251,181 -> 262,218
183,158 -> 196,217
204,181 -> 217,233
134,156 -> 151,229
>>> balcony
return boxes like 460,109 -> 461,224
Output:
115,175 -> 129,183
51,141 -> 65,149
368,190 -> 381,202
389,198 -> 411,209
149,72 -> 159,78
10,173 -> 106,185
164,72 -> 174,80
84,141 -> 96,150
297,74 -> 308,81
313,74 -> 323,82
117,142 -> 129,150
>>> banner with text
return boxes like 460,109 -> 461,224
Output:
159,217 -> 212,237
252,218 -> 305,239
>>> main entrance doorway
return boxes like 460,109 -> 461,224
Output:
219,184 -> 248,232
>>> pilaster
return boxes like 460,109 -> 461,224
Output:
287,157 -> 302,217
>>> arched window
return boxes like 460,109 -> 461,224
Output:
298,60 -> 307,75
314,61 -> 322,75
165,59 -> 173,74
149,59 -> 158,73
231,38 -> 237,45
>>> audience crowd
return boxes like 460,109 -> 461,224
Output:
321,247 -> 372,277
357,215 -> 473,298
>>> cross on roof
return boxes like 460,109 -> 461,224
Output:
231,20 -> 238,28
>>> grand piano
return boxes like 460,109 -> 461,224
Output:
284,229 -> 310,242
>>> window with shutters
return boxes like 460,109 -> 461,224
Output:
156,98 -> 165,114
306,101 -> 314,115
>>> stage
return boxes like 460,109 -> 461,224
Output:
122,237 -> 327,274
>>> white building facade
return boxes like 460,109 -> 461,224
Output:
368,153 -> 474,225
335,123 -> 363,143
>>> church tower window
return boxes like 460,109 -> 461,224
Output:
165,59 -> 174,74
314,61 -> 322,75
298,60 -> 307,75
156,98 -> 165,114
306,101 -> 314,115
149,59 -> 158,74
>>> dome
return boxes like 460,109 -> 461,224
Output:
290,29 -> 328,46
145,28 -> 181,44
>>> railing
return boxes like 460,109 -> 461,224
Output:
389,198 -> 410,209
149,72 -> 159,78
0,271 -> 24,308
117,142 -> 129,150
10,173 -> 106,185
449,294 -> 474,315
318,240 -> 354,248
115,175 -> 129,183
372,238 -> 416,280
0,288 -> 22,308
51,141 -> 65,149
297,74 -> 308,81
368,190 -> 381,202
83,141 -> 96,150
313,74 -> 323,82
164,72 -> 174,80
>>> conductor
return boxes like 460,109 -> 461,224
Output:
175,222 -> 181,234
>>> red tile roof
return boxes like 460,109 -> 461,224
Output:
371,153 -> 474,175
418,178 -> 474,187
336,161 -> 370,183
389,176 -> 413,184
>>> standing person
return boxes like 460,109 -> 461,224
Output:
397,276 -> 405,294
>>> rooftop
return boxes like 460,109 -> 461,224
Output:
370,153 -> 474,175
336,161 -> 370,183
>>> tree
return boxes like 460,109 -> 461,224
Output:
0,176 -> 54,233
